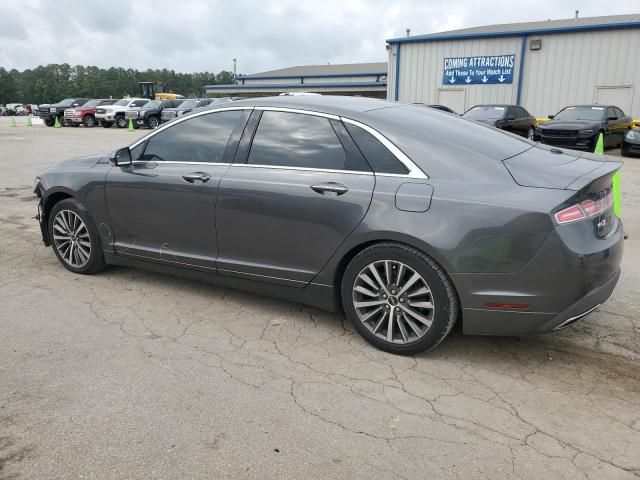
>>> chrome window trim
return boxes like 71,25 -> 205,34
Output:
131,160 -> 231,167
128,106 -> 253,149
254,106 -> 340,120
229,163 -> 374,176
340,117 -> 428,179
127,105 -> 427,179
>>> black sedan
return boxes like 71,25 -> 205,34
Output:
622,128 -> 640,156
463,105 -> 536,139
34,96 -> 623,355
535,105 -> 632,151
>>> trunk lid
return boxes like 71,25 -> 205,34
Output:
503,144 -> 621,191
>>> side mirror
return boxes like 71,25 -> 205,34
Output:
607,116 -> 618,121
547,115 -> 554,119
110,147 -> 132,166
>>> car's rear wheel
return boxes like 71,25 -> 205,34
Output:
48,199 -> 106,275
83,115 -> 96,127
341,243 -> 458,355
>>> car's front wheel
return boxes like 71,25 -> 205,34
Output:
341,243 -> 458,355
527,127 -> 535,140
147,115 -> 160,129
115,116 -> 127,128
83,115 -> 96,127
48,199 -> 106,275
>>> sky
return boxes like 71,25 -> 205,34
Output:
1,0 -> 638,75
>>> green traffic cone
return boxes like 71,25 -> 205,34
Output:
26,116 -> 32,126
10,116 -> 17,127
593,132 -> 604,155
593,133 -> 622,217
54,116 -> 61,128
128,118 -> 134,132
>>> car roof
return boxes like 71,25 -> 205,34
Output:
228,95 -> 403,120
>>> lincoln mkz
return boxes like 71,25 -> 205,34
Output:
34,96 -> 623,354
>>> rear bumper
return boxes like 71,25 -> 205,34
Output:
457,217 -> 624,335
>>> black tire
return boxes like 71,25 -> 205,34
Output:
115,116 -> 127,128
83,115 -> 96,128
527,127 -> 534,141
58,115 -> 65,127
47,198 -> 106,275
341,243 -> 458,355
147,115 -> 159,129
102,121 -> 112,128
45,118 -> 54,127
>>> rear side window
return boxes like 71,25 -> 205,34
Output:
248,111 -> 351,170
142,110 -> 244,163
344,123 -> 409,175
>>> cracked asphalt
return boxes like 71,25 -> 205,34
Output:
1,117 -> 639,479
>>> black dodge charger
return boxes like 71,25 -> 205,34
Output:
536,105 -> 632,151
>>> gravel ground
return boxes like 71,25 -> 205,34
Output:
0,117 -> 638,479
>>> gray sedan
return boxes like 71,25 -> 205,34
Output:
34,96 -> 623,355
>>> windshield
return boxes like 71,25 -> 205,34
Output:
114,99 -> 129,106
84,100 -> 100,107
553,106 -> 605,121
463,106 -> 506,121
178,99 -> 198,109
58,98 -> 76,106
143,100 -> 162,109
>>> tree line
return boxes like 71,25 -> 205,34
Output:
0,64 -> 236,105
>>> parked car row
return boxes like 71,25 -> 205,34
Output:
38,97 -> 236,129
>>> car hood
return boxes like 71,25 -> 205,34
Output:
539,120 -> 600,130
42,153 -> 105,175
503,144 -> 621,190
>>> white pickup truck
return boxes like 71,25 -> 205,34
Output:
95,98 -> 149,128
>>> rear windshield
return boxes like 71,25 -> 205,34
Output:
553,106 -> 605,121
463,106 -> 506,120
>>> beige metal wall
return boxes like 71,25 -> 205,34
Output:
389,36 -> 523,111
520,28 -> 640,118
389,27 -> 640,118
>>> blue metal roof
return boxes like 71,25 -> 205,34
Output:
387,14 -> 640,44
205,81 -> 386,91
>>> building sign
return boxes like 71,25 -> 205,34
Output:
442,54 -> 515,85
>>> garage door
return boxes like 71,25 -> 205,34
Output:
437,89 -> 466,115
595,86 -> 633,115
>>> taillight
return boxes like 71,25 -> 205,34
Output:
554,192 -> 613,224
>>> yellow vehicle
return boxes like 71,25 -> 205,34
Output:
137,82 -> 184,101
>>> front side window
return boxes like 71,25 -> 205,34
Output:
248,111 -> 348,170
141,110 -> 245,163
130,99 -> 149,108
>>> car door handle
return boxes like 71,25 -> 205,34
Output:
182,172 -> 211,183
310,182 -> 349,196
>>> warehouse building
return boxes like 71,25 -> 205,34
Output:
205,62 -> 387,98
387,14 -> 640,117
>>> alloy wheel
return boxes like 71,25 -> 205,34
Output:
352,260 -> 435,344
528,127 -> 534,140
149,117 -> 159,129
52,210 -> 91,268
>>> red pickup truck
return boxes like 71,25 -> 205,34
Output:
63,99 -> 118,127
